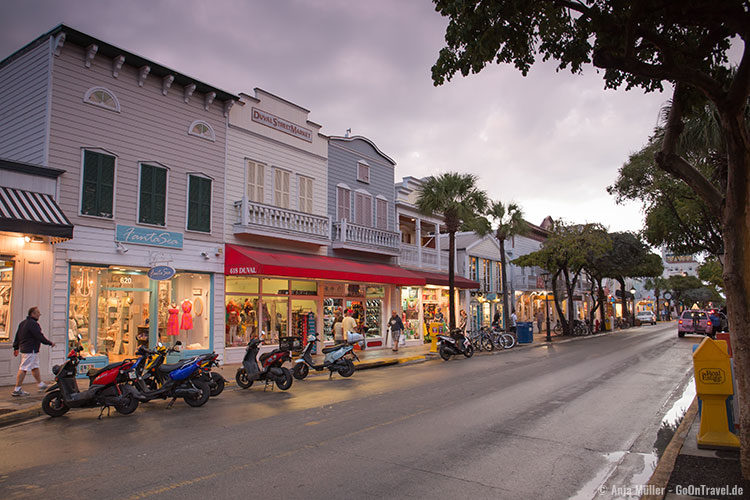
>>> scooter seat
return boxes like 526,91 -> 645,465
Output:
322,344 -> 347,354
157,362 -> 185,374
87,362 -> 123,378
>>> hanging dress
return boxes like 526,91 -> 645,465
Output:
167,307 -> 180,336
180,300 -> 193,330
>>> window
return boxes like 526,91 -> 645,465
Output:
298,175 -> 313,213
357,161 -> 370,183
274,169 -> 290,209
138,163 -> 167,226
376,197 -> 387,229
188,120 -> 215,142
354,191 -> 373,226
246,160 -> 265,203
187,174 -> 211,232
337,185 -> 351,221
83,87 -> 120,112
482,259 -> 492,291
496,262 -> 503,292
81,150 -> 115,218
469,257 -> 479,281
0,261 -> 14,342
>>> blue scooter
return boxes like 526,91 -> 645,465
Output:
292,333 -> 362,380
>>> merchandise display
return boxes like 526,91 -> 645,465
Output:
365,299 -> 382,338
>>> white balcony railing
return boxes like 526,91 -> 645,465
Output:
234,198 -> 330,243
398,243 -> 446,271
332,220 -> 400,255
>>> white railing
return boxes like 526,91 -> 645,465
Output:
398,244 -> 446,271
422,247 -> 438,266
234,198 -> 329,240
333,220 -> 400,251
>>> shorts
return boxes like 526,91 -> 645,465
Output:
19,352 -> 40,371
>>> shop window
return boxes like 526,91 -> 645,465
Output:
364,298 -> 382,338
376,197 -> 387,230
401,287 -> 420,340
323,297 -> 344,341
81,150 -> 115,218
84,87 -> 120,112
354,191 -> 373,226
226,276 -> 259,294
226,295 -> 259,347
138,163 -> 167,226
158,273 -> 211,351
187,174 -> 211,232
337,185 -> 351,221
298,175 -> 313,213
262,297 -> 288,345
291,299 -> 317,343
262,278 -> 289,295
274,169 -> 290,209
357,161 -> 370,183
246,160 -> 265,203
0,261 -> 14,341
188,120 -> 215,142
291,280 -> 317,296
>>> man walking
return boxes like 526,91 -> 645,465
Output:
342,309 -> 358,342
510,309 -> 518,334
12,306 -> 55,396
388,311 -> 404,352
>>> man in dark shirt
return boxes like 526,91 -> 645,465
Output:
12,307 -> 55,396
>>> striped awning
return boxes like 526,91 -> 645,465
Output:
0,187 -> 74,239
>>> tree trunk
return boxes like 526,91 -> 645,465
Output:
562,268 -> 576,335
654,289 -> 661,320
499,239 -> 509,331
552,271 -> 566,333
448,230 -> 456,330
597,277 -> 608,331
618,278 -> 628,320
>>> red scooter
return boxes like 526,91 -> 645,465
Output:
42,344 -> 141,419
235,337 -> 293,391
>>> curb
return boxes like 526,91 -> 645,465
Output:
0,405 -> 42,428
642,396 -> 699,500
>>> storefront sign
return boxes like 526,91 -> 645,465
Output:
251,107 -> 313,143
227,266 -> 258,275
115,225 -> 183,249
148,266 -> 176,281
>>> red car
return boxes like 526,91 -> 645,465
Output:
677,310 -> 713,338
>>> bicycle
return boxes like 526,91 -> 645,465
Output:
467,328 -> 494,351
487,326 -> 516,349
571,319 -> 591,336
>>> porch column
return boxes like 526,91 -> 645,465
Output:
435,223 -> 441,271
416,218 -> 422,267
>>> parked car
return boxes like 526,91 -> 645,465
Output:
677,310 -> 713,338
635,310 -> 656,325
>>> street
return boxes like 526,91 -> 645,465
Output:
1,324 -> 698,500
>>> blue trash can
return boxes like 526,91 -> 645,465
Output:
517,322 -> 533,344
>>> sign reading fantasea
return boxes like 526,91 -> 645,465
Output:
115,225 -> 183,249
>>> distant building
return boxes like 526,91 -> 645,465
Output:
661,248 -> 699,278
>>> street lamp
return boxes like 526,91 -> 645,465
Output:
630,287 -> 637,327
541,271 -> 551,342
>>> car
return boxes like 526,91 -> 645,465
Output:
635,310 -> 656,325
677,310 -> 713,338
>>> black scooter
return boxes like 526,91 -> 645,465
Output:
235,337 -> 293,390
437,330 -> 474,361
292,333 -> 358,380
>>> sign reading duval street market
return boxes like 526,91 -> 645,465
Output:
251,107 -> 312,143
115,225 -> 183,249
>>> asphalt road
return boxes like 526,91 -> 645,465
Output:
0,323 -> 699,500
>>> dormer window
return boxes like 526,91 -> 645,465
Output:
188,120 -> 215,142
357,161 -> 370,183
83,87 -> 120,112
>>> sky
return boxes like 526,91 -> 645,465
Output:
0,0 -> 673,232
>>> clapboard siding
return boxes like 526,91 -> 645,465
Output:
0,39 -> 50,165
327,138 -> 395,232
48,41 -> 227,241
469,237 -> 502,261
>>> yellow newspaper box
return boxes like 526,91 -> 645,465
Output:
428,322 -> 444,353
693,338 -> 739,449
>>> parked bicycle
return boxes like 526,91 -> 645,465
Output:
467,328 -> 495,352
571,319 -> 591,336
488,326 -> 516,349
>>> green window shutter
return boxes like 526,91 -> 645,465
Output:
187,175 -> 211,232
139,164 -> 167,225
81,151 -> 115,218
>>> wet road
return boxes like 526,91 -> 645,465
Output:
0,323 -> 699,499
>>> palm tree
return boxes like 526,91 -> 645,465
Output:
644,276 -> 670,320
416,173 -> 488,329
485,201 -> 528,331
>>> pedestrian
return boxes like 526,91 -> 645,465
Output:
388,311 -> 404,352
510,309 -> 518,334
536,310 -> 543,334
12,306 -> 55,396
332,313 -> 344,343
458,309 -> 468,333
342,309 -> 358,342
434,309 -> 445,323
491,310 -> 501,329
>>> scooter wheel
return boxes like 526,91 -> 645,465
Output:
42,390 -> 69,417
114,390 -> 139,415
276,367 -> 293,390
338,359 -> 355,378
293,363 -> 309,380
184,379 -> 211,407
209,372 -> 225,397
463,344 -> 475,358
439,346 -> 452,361
235,368 -> 253,389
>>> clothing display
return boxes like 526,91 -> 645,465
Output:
167,307 -> 180,336
194,297 -> 203,316
180,300 -> 193,330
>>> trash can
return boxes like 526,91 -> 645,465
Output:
517,322 -> 533,344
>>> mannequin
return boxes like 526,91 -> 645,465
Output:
180,299 -> 193,330
167,303 -> 180,336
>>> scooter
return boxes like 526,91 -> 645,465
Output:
42,345 -> 141,418
437,330 -> 474,361
292,332 -> 362,380
235,336 -> 293,391
196,352 -> 225,397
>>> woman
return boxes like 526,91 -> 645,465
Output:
332,314 -> 344,343
458,309 -> 468,333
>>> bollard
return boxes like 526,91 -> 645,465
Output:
692,337 -> 740,449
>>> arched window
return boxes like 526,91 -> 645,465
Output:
188,120 -> 215,142
83,87 -> 120,112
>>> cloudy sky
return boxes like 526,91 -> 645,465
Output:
0,0 -> 671,231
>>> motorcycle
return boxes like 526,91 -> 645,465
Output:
437,329 -> 474,361
235,336 -> 293,391
196,352 -> 225,397
42,345 -> 141,418
128,343 -> 211,408
292,332 -> 362,380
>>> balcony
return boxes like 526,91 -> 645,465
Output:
332,220 -> 400,256
233,198 -> 330,245
398,243 -> 445,272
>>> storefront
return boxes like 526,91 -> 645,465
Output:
224,244 -> 425,362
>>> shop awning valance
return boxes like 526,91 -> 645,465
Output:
225,244 -> 426,286
410,270 -> 480,289
0,187 -> 74,239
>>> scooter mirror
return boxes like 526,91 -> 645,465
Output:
157,342 -> 163,348
175,340 -> 182,346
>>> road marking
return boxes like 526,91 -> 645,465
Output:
125,407 -> 432,499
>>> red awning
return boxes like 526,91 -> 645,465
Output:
225,244 -> 426,286
410,270 -> 480,289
